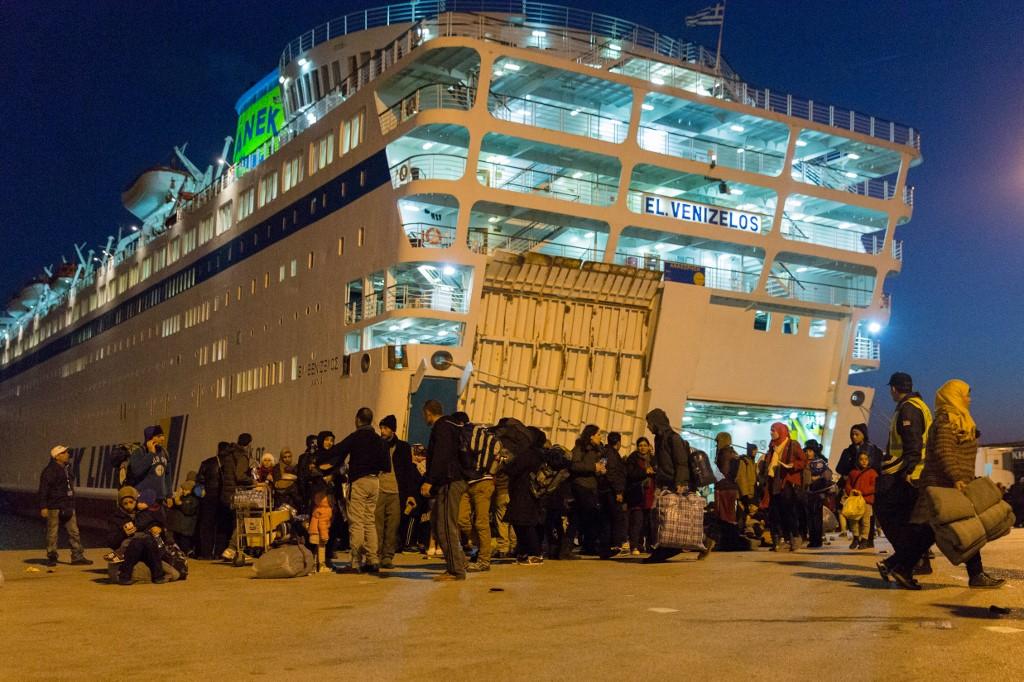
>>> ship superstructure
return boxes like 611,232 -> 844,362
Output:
0,2 -> 920,497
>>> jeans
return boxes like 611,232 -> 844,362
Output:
492,476 -> 515,553
435,480 -> 468,577
628,508 -> 653,552
374,490 -> 401,563
458,478 -> 494,565
769,485 -> 800,544
45,509 -> 84,561
349,476 -> 380,568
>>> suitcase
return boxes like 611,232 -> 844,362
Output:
689,449 -> 716,488
656,490 -> 706,551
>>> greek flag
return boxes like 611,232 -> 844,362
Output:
685,3 -> 725,27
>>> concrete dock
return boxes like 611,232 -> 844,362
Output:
1,516 -> 1021,680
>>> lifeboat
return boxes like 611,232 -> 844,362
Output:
18,277 -> 49,309
121,165 -> 190,221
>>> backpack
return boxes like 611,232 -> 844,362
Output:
111,443 -> 143,487
528,446 -> 571,499
689,449 -> 716,488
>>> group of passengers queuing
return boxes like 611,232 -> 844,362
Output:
36,371 -> 1010,589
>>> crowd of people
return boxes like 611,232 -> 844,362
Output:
36,372 -> 1015,588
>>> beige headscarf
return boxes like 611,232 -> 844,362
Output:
935,379 -> 976,439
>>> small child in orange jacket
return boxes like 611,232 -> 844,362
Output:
308,491 -> 333,573
844,453 -> 877,550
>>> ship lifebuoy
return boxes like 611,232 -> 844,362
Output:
398,164 -> 410,182
424,227 -> 443,245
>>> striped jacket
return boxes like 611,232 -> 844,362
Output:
917,410 -> 977,489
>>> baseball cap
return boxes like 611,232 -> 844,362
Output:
50,445 -> 69,458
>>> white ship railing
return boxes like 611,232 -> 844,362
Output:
389,154 -> 468,186
345,283 -> 469,323
766,274 -> 873,307
852,335 -> 881,361
637,125 -> 785,176
780,220 -> 897,259
792,161 -> 911,206
468,229 -> 602,261
489,92 -> 629,144
403,223 -> 457,248
380,83 -> 476,135
477,161 -> 618,206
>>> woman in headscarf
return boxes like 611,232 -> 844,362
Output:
909,380 -> 1004,589
765,422 -> 807,551
570,424 -> 606,555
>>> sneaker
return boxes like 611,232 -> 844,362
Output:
968,573 -> 1005,589
697,538 -> 716,560
516,556 -> 539,566
70,557 -> 94,566
316,565 -> 333,574
432,572 -> 466,582
466,562 -> 491,572
849,538 -> 860,550
45,555 -> 58,567
890,569 -> 922,591
333,565 -> 360,575
380,560 -> 394,569
221,547 -> 236,561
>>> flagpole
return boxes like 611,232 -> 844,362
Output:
714,0 -> 727,75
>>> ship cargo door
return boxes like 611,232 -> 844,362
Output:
407,376 -> 458,447
461,252 -> 662,447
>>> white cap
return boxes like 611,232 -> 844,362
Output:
50,445 -> 69,458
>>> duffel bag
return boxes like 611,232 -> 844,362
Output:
688,450 -> 716,488
656,490 -> 706,551
253,544 -> 315,579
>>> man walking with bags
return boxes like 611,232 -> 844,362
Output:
642,408 -> 694,564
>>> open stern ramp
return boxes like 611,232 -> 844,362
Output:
462,251 -> 661,447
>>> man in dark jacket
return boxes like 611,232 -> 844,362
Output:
131,426 -> 171,502
643,408 -> 693,563
876,372 -> 934,589
421,399 -> 468,581
194,443 -> 225,559
328,407 -> 388,573
38,445 -> 92,567
376,415 -> 418,568
219,442 -> 254,561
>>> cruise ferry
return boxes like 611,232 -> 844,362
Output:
0,2 -> 921,504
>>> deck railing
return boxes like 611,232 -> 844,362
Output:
489,92 -> 629,143
346,283 -> 469,323
403,223 -> 457,248
380,83 -> 476,135
477,161 -> 618,206
389,154 -> 468,186
766,275 -> 873,307
637,125 -> 786,176
852,335 -> 881,361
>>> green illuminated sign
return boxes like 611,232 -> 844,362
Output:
233,87 -> 285,164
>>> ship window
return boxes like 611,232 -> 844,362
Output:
238,187 -> 255,221
282,154 -> 304,192
338,237 -> 345,255
279,265 -> 286,282
199,214 -> 215,243
308,251 -> 315,270
217,200 -> 233,235
358,227 -> 365,246
809,318 -> 827,338
753,310 -> 771,331
782,315 -> 799,335
258,171 -> 278,207
359,170 -> 366,187
263,272 -> 269,289
345,332 -> 361,354
290,355 -> 299,380
340,181 -> 347,197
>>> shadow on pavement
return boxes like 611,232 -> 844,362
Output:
791,570 -> 960,591
931,603 -> 1023,620
763,560 -> 876,573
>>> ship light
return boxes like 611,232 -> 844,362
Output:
421,142 -> 435,150
683,416 -> 692,422
791,213 -> 805,220
736,148 -> 744,154
584,231 -> 595,239
796,267 -> 809,273
685,406 -> 696,412
771,413 -> 784,419
504,62 -> 521,71
609,43 -> 622,52
278,76 -> 286,84
789,412 -> 798,419
641,103 -> 654,111
795,139 -> 808,147
488,216 -> 499,223
442,265 -> 456,276
846,152 -> 861,160
131,225 -> 139,232
729,124 -> 745,132
572,171 -> 584,178
789,199 -> 802,207
298,57 -> 309,67
738,411 -> 749,416
306,112 -> 317,125
867,321 -> 882,334
532,30 -> 547,37
838,222 -> 851,229
845,171 -> 857,178
570,109 -> 581,117
651,76 -> 665,85
489,155 -> 507,164
388,325 -> 400,332
731,189 -> 744,195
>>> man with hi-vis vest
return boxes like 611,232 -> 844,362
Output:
874,372 -> 934,590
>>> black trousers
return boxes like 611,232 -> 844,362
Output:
769,485 -> 800,544
806,494 -> 824,546
601,490 -> 626,549
572,483 -> 602,553
544,507 -> 570,558
628,508 -> 653,552
876,474 -> 932,573
513,524 -> 543,558
195,498 -> 220,559
122,535 -> 164,581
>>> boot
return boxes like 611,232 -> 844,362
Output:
968,573 -> 1005,589
849,537 -> 860,550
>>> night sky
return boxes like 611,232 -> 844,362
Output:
2,1 -> 1021,442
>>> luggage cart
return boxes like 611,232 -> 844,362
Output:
231,484 -> 273,566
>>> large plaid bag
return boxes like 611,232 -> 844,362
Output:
656,490 -> 706,551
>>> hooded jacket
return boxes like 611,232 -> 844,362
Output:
714,432 -> 740,482
646,409 -> 691,490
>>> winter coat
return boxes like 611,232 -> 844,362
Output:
845,467 -> 878,505
836,442 -> 883,477
646,408 -> 692,490
38,459 -> 76,511
505,445 -> 545,526
195,455 -> 222,500
309,497 -> 333,542
735,456 -> 757,499
600,445 -> 626,494
106,506 -> 163,549
570,440 -> 604,490
130,445 -> 171,500
917,410 -> 977,490
328,425 -> 389,483
768,439 -> 806,492
624,451 -> 655,510
716,445 -> 740,482
218,445 -> 253,507
425,416 -> 466,487
166,493 -> 200,536
384,437 -> 421,505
